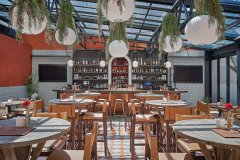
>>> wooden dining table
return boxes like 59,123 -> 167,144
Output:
145,100 -> 189,152
173,119 -> 240,160
0,117 -> 70,160
1,101 -> 24,115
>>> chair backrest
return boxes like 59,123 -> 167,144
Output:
32,99 -> 44,112
169,94 -> 180,100
144,124 -> 159,160
60,93 -> 71,99
83,122 -> 98,160
48,104 -> 76,118
34,112 -> 68,120
175,114 -> 211,122
196,101 -> 210,115
164,106 -> 194,121
47,122 -> 98,160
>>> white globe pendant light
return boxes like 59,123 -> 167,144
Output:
108,40 -> 129,57
164,61 -> 172,69
132,60 -> 139,68
185,15 -> 218,45
99,60 -> 106,67
67,60 -> 73,67
163,36 -> 182,52
11,7 -> 47,35
55,28 -> 77,45
102,0 -> 135,22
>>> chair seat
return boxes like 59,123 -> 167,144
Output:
136,114 -> 157,123
177,138 -> 212,152
47,150 -> 84,160
115,99 -> 124,102
83,112 -> 103,120
32,136 -> 67,153
96,102 -> 109,106
158,153 -> 187,160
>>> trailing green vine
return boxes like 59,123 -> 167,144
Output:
97,0 -> 126,37
9,0 -> 50,42
194,0 -> 225,40
105,22 -> 129,60
159,13 -> 180,51
55,0 -> 78,45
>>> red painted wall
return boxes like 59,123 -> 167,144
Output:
0,34 -> 32,87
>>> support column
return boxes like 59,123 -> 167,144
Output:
237,48 -> 240,105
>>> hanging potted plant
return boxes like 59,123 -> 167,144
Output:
55,0 -> 78,46
9,0 -> 50,41
185,0 -> 225,45
97,0 -> 135,36
159,13 -> 182,53
105,22 -> 129,59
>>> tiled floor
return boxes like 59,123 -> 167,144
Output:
39,116 -> 146,160
97,116 -> 145,160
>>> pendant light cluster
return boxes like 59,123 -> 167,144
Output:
185,0 -> 225,45
97,0 -> 135,58
9,0 -> 78,46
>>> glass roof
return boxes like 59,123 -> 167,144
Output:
0,0 -> 240,51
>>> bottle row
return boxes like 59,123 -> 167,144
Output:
112,67 -> 128,73
73,67 -> 107,73
74,59 -> 100,65
73,74 -> 108,80
112,75 -> 128,80
93,83 -> 108,89
132,67 -> 167,73
132,75 -> 167,80
112,80 -> 128,88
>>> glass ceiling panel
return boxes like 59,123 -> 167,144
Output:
85,29 -> 98,35
148,10 -> 167,16
135,1 -> 150,6
146,15 -> 162,21
134,14 -> 146,19
0,0 -> 11,5
126,28 -> 140,33
127,34 -> 136,40
144,21 -> 160,26
221,0 -> 240,4
138,35 -> 152,41
75,7 -> 96,13
71,1 -> 96,8
135,8 -> 148,14
140,29 -> 154,36
151,3 -> 172,9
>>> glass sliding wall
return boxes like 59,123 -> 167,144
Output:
230,56 -> 237,105
211,60 -> 218,102
220,58 -> 227,103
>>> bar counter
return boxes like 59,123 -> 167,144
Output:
52,89 -> 188,99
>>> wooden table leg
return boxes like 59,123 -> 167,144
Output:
198,143 -> 214,160
30,141 -> 46,160
2,148 -> 17,160
166,120 -> 170,152
15,145 -> 31,160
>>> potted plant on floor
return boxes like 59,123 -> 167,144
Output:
159,13 -> 182,53
9,0 -> 50,41
55,0 -> 78,46
24,73 -> 39,100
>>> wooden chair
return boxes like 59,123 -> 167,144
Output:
80,100 -> 108,156
32,99 -> 44,112
161,106 -> 194,152
175,114 -> 213,154
169,94 -> 180,100
32,112 -> 69,156
145,96 -> 163,114
196,101 -> 210,115
48,104 -> 79,150
144,124 -> 194,160
130,102 -> 160,159
47,122 -> 98,160
60,93 -> 71,99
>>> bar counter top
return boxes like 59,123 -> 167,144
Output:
52,89 -> 188,98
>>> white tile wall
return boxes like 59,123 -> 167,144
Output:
168,49 -> 205,105
0,86 -> 26,101
32,50 -> 73,107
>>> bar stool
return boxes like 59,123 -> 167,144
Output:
114,99 -> 125,115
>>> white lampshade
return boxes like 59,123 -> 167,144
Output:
132,60 -> 138,68
55,28 -> 77,45
163,36 -> 182,52
67,60 -> 73,67
99,60 -> 106,67
11,7 -> 47,35
185,15 -> 218,45
164,61 -> 172,68
102,0 -> 135,22
108,40 -> 129,57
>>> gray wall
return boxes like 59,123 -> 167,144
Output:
32,50 -> 73,107
0,86 -> 26,102
168,49 -> 205,105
